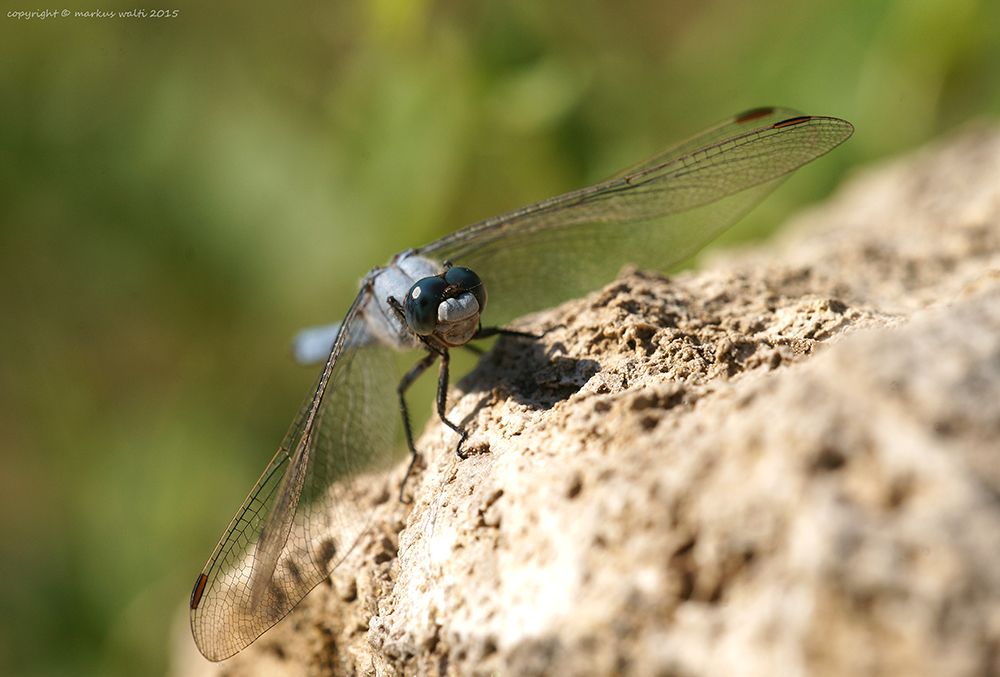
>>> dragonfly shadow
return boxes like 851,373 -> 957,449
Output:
457,332 -> 600,412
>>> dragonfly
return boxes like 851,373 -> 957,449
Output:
189,107 -> 853,661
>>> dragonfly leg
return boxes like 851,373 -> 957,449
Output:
434,348 -> 469,458
474,326 -> 539,341
398,351 -> 438,499
462,326 -> 545,355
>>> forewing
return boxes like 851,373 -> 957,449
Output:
190,288 -> 402,661
604,107 -> 803,180
418,110 -> 853,326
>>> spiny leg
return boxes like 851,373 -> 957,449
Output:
475,325 -> 554,341
434,348 -> 469,458
436,325 -> 551,457
461,327 -> 540,357
396,348 -> 468,499
474,327 -> 530,340
398,351 -> 438,499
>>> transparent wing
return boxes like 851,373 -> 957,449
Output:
418,108 -> 853,326
190,286 -> 403,662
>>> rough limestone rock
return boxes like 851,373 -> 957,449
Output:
176,123 -> 1000,677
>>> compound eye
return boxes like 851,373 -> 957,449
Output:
404,276 -> 448,336
444,266 -> 487,315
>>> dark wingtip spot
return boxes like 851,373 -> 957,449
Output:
190,573 -> 207,610
736,107 -> 776,123
773,116 -> 812,129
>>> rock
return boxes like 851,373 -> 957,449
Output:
177,123 -> 1000,677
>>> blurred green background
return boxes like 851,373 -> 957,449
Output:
2,0 -> 998,674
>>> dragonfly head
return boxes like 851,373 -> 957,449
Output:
404,266 -> 487,347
